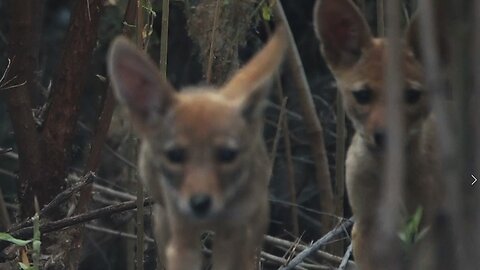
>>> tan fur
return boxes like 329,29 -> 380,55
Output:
313,1 -> 439,269
107,27 -> 288,270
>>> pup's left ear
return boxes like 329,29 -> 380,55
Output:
107,36 -> 177,135
221,25 -> 288,121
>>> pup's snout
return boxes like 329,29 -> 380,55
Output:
189,194 -> 212,218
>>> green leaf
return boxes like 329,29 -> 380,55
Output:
261,4 -> 272,21
398,206 -> 425,247
0,232 -> 32,246
18,262 -> 33,270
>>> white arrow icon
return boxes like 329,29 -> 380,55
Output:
472,175 -> 478,186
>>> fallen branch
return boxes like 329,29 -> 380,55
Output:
265,235 -> 354,268
8,172 -> 95,233
0,198 -> 154,257
337,243 -> 353,270
277,218 -> 353,270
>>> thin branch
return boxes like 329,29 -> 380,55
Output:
160,0 -> 170,75
270,97 -> 288,165
337,243 -> 353,270
0,198 -> 154,256
0,188 -> 10,231
93,184 -> 137,201
377,0 -> 385,36
264,235 -> 355,268
85,224 -> 155,243
333,87 -> 346,256
8,173 -> 95,232
206,0 -> 221,83
375,0 -> 404,268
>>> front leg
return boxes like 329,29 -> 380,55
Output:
152,205 -> 169,269
165,220 -> 202,270
212,201 -> 269,270
212,227 -> 249,270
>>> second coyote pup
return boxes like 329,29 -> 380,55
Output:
314,0 -> 439,268
107,27 -> 287,270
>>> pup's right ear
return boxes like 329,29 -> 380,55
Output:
107,37 -> 176,134
313,0 -> 373,70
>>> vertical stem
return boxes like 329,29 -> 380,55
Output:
135,169 -> 145,270
333,91 -> 345,251
472,2 -> 480,269
160,0 -> 170,75
376,0 -> 404,268
206,0 -> 221,83
135,2 -> 145,270
275,77 -> 299,237
0,188 -> 10,231
137,0 -> 144,47
417,1 -> 459,269
377,0 -> 385,36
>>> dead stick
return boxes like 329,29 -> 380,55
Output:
277,218 -> 353,270
337,243 -> 353,270
0,198 -> 154,254
264,235 -> 355,268
9,172 -> 95,232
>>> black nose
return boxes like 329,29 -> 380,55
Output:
189,194 -> 212,217
374,131 -> 385,147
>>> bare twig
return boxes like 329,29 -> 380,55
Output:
417,1 -> 459,269
375,0 -> 404,268
0,198 -> 154,256
264,235 -> 355,268
377,0 -> 385,36
277,86 -> 299,236
270,97 -> 288,165
8,173 -> 95,233
206,0 -> 221,83
85,224 -> 155,243
277,218 -> 353,270
261,252 -> 307,270
333,89 -> 346,256
160,0 -> 170,75
337,243 -> 353,270
93,184 -> 137,201
0,188 -> 10,231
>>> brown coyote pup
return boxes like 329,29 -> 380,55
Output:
314,0 -> 439,269
107,27 -> 287,270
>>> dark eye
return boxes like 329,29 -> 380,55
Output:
405,89 -> 422,104
165,148 -> 186,164
216,147 -> 239,163
352,89 -> 373,105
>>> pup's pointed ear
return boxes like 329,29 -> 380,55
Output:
222,26 -> 288,121
107,37 -> 177,134
313,0 -> 373,70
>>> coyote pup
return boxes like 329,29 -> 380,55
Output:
107,27 -> 287,270
314,0 -> 439,268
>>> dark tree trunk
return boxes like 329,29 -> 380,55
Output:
6,0 -> 45,219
